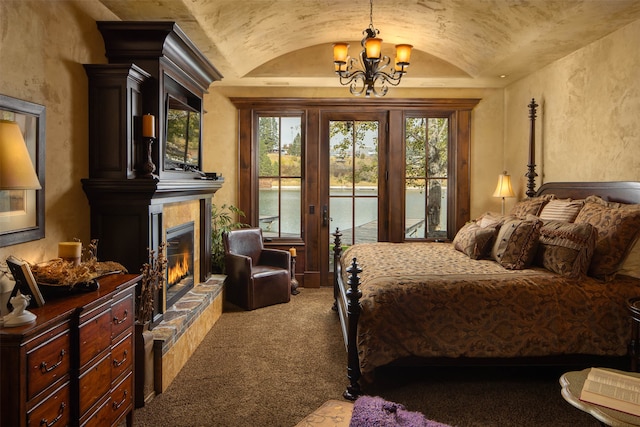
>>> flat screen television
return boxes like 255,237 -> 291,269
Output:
164,94 -> 201,172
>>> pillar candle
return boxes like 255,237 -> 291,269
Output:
59,241 -> 82,265
142,114 -> 156,138
289,247 -> 297,257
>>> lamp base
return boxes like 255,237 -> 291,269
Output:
2,309 -> 36,327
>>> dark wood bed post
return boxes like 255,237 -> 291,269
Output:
333,228 -> 343,309
344,257 -> 363,400
525,98 -> 539,198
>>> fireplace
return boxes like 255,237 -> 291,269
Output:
166,221 -> 195,309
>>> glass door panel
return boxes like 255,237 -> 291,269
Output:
329,120 -> 379,247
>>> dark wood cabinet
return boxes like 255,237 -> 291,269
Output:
0,273 -> 140,427
82,22 -> 223,323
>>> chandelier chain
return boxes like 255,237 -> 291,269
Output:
369,0 -> 374,30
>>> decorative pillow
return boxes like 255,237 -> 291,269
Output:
475,211 -> 510,229
539,199 -> 585,222
574,196 -> 640,280
509,195 -> 555,219
619,237 -> 640,279
453,222 -> 498,259
491,215 -> 543,269
535,220 -> 597,278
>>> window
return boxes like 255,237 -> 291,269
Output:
257,115 -> 302,238
405,116 -> 449,240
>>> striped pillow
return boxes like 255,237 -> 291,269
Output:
539,199 -> 585,222
509,195 -> 555,219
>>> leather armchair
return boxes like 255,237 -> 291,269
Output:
223,228 -> 291,310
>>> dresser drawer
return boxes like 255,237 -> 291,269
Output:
79,307 -> 112,367
79,352 -> 111,417
80,394 -> 111,427
110,371 -> 133,426
111,332 -> 133,381
26,330 -> 70,401
27,381 -> 70,427
111,292 -> 134,340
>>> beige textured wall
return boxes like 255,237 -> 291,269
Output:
0,1 -> 116,264
504,19 -> 640,197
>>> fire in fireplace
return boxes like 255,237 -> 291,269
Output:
166,221 -> 195,309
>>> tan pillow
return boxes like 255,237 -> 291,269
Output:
535,220 -> 597,278
491,215 -> 543,269
476,212 -> 510,229
539,199 -> 585,223
619,237 -> 640,279
574,195 -> 640,280
453,222 -> 498,259
509,195 -> 555,219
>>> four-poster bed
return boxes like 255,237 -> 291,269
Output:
332,99 -> 640,400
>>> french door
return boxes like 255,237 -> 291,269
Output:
233,98 -> 476,288
320,112 -> 388,276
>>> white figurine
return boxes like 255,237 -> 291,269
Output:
2,291 -> 36,327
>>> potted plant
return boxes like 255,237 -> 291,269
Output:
211,204 -> 248,273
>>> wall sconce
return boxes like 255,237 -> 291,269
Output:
0,119 -> 41,190
493,171 -> 515,215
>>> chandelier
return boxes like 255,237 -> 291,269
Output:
333,0 -> 412,97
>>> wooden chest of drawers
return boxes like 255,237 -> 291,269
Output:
0,273 -> 140,427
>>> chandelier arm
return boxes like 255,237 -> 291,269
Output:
338,69 -> 366,86
349,74 -> 368,96
373,71 -> 403,87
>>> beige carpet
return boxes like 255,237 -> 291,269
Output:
133,287 -> 602,426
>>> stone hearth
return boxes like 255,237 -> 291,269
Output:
151,275 -> 225,393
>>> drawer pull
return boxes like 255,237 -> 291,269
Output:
113,310 -> 128,325
112,390 -> 128,410
40,349 -> 66,373
39,402 -> 65,427
113,350 -> 128,367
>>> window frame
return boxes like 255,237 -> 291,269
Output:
232,98 -> 479,248
255,113 -> 304,240
403,112 -> 452,241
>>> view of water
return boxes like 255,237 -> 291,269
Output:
259,187 -> 447,239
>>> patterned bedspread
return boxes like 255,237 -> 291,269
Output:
340,242 -> 640,374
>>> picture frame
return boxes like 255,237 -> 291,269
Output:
0,94 -> 46,247
6,255 -> 45,308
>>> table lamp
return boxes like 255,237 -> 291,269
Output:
493,171 -> 515,215
0,119 -> 41,190
0,119 -> 41,326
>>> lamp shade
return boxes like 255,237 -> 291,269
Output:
364,37 -> 382,59
0,119 -> 41,190
333,43 -> 349,63
492,171 -> 515,198
395,44 -> 413,64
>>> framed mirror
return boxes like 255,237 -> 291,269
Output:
0,94 -> 45,247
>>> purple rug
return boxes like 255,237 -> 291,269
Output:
349,396 -> 451,427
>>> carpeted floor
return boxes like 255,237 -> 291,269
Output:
133,287 -> 603,426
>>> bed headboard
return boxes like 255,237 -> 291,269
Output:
536,181 -> 640,204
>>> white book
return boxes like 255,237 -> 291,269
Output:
580,368 -> 640,417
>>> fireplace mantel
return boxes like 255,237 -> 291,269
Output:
82,178 -> 223,201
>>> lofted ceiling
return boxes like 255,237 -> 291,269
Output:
98,0 -> 640,89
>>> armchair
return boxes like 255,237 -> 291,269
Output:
223,228 -> 291,310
